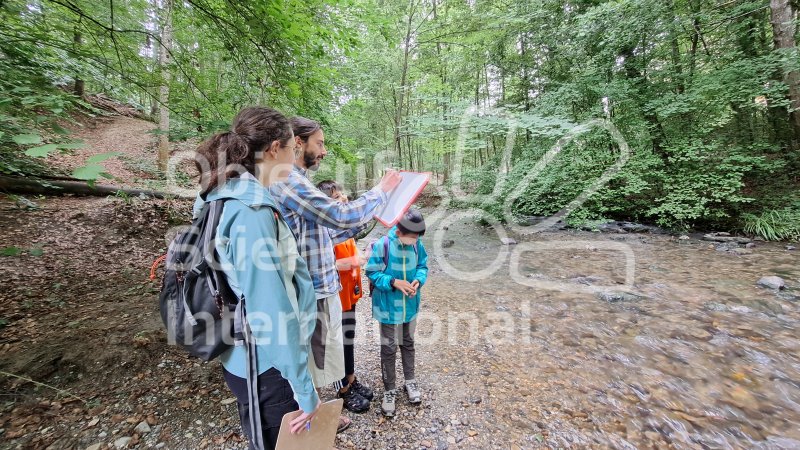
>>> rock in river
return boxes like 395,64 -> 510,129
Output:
757,276 -> 785,290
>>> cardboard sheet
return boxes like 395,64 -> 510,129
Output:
275,399 -> 343,450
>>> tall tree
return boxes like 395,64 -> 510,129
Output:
770,0 -> 800,143
157,0 -> 172,171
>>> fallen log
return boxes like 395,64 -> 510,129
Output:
0,175 -> 179,199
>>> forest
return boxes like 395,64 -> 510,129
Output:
2,2 -> 800,449
1,0 -> 799,235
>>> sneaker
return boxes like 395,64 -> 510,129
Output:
337,387 -> 370,413
405,381 -> 421,404
350,378 -> 374,401
381,389 -> 396,417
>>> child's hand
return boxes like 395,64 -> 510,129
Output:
393,279 -> 416,296
411,280 -> 420,291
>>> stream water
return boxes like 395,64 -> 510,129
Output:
392,213 -> 800,449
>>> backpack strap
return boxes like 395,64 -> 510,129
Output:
382,236 -> 389,269
381,237 -> 417,270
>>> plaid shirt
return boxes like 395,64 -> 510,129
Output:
270,166 -> 388,297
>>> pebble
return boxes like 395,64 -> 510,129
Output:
690,329 -> 712,340
500,238 -> 517,245
221,398 -> 237,405
98,432 -> 107,439
86,444 -> 102,450
447,436 -> 456,444
644,431 -> 661,441
134,421 -> 151,434
787,245 -> 796,250
598,291 -> 645,303
155,444 -> 165,449
114,437 -> 131,449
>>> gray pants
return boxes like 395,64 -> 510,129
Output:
380,320 -> 416,390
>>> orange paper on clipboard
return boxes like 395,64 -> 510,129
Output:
275,399 -> 343,450
375,171 -> 431,227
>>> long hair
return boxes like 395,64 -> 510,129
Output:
195,106 -> 292,195
290,116 -> 321,142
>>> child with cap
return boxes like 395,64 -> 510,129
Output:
364,209 -> 429,417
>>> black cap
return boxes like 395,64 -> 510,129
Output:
397,209 -> 426,235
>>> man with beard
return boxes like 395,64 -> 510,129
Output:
269,117 -> 402,429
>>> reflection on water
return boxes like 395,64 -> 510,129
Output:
400,215 -> 800,448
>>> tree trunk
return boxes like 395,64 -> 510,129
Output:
0,175 -> 174,199
668,0 -> 684,94
73,25 -> 84,97
157,0 -> 173,172
520,33 -> 531,144
770,0 -> 800,142
395,0 -> 416,168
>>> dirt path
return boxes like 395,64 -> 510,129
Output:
48,116 -> 159,190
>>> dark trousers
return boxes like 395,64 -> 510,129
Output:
223,367 -> 299,450
380,319 -> 416,391
341,307 -> 357,387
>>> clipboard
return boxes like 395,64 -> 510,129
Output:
275,399 -> 343,450
375,171 -> 431,227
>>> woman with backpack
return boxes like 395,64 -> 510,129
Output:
194,106 -> 320,449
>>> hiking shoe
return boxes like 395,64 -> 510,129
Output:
350,378 -> 374,401
381,389 -> 396,417
405,381 -> 421,404
337,387 -> 370,413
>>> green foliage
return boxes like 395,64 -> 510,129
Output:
12,134 -> 43,145
1,247 -> 23,257
25,144 -> 59,158
1,246 -> 45,257
328,0 -> 800,232
1,0 -> 355,180
743,205 -> 800,241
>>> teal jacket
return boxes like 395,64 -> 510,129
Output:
365,226 -> 429,324
198,175 -> 319,413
